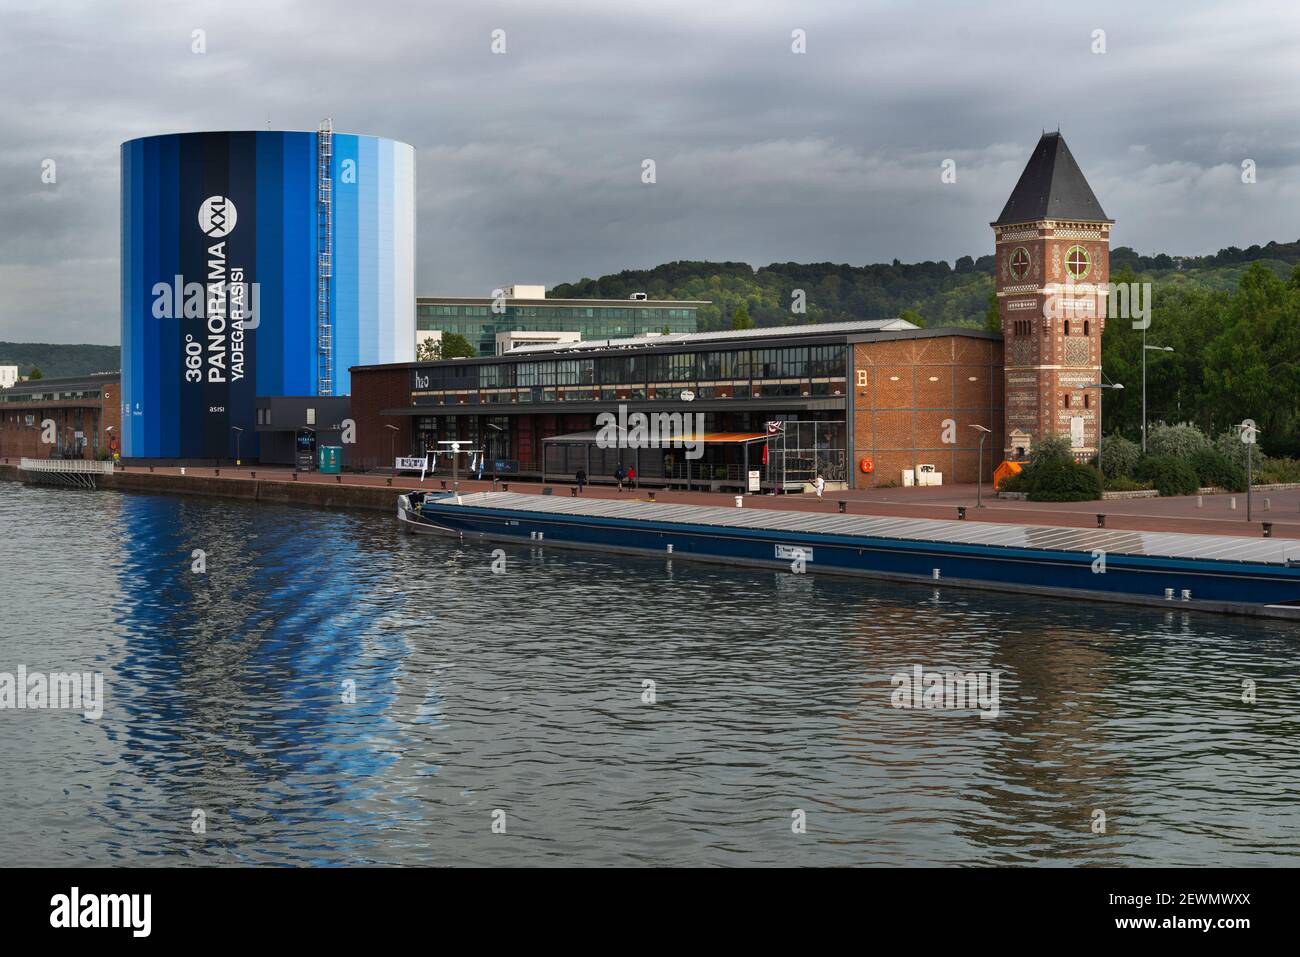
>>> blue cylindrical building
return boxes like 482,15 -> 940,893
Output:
120,129 -> 415,460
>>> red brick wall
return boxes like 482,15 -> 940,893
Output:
349,366 -> 414,471
852,336 -> 1003,487
996,223 -> 1109,458
100,381 -> 121,457
0,379 -> 120,462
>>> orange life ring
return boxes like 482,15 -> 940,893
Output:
859,457 -> 874,474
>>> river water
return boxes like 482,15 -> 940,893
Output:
1,481 -> 1297,866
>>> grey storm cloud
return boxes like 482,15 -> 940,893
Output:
2,0 -> 1300,343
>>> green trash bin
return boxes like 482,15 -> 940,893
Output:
317,446 -> 342,474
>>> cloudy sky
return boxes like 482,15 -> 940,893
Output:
3,0 -> 1299,344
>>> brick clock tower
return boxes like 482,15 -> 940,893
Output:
993,132 -> 1112,462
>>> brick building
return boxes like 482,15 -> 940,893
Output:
853,332 -> 1003,486
994,131 -> 1112,460
349,321 -> 1002,490
0,373 -> 122,462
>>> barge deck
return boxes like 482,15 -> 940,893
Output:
400,491 -> 1300,620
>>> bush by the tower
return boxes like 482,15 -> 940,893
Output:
1188,446 -> 1246,491
1134,455 -> 1200,497
1097,433 -> 1141,480
1146,423 -> 1211,461
1026,459 -> 1104,502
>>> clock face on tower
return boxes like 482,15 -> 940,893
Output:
1009,246 -> 1031,281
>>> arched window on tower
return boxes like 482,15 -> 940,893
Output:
1063,318 -> 1070,336
1084,320 -> 1090,336
1062,393 -> 1071,409
1084,393 -> 1091,409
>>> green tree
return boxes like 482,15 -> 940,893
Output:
417,332 -> 478,361
984,289 -> 1000,332
440,332 -> 478,359
27,366 -> 42,379
731,305 -> 753,330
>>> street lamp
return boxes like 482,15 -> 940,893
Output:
231,425 -> 244,466
1240,421 -> 1262,521
486,422 -> 505,486
1075,381 -> 1124,475
969,424 -> 991,508
385,424 -> 400,479
1142,332 -> 1175,453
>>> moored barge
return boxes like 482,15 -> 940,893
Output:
398,491 -> 1300,620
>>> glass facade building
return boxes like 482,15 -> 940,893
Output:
408,343 -> 848,407
388,325 -> 861,488
416,297 -> 702,356
350,318 -> 1006,491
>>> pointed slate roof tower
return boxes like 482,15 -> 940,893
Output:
993,132 -> 1112,464
993,132 -> 1112,226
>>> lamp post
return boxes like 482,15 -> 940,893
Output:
1240,421 -> 1261,521
1141,329 -> 1174,453
969,424 -> 991,507
385,424 -> 400,479
1074,381 -> 1124,476
231,425 -> 244,466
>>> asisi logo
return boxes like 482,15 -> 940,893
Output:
198,195 -> 237,237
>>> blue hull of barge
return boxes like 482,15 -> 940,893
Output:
408,496 -> 1300,616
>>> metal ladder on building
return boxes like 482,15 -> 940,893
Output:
316,118 -> 333,396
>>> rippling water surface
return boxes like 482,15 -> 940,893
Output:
1,481 -> 1298,866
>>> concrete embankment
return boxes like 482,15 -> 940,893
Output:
0,463 -> 400,512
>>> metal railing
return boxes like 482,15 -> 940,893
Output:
665,462 -> 764,485
19,456 -> 114,488
20,457 -> 114,474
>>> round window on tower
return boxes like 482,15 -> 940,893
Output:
1065,244 -> 1091,281
1009,246 -> 1031,281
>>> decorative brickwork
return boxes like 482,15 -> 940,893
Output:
994,134 -> 1111,461
851,335 -> 1003,487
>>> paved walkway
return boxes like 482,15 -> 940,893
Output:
103,462 -> 1300,540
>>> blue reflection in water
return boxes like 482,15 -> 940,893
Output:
105,493 -> 416,863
